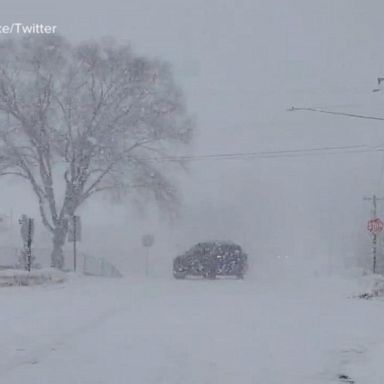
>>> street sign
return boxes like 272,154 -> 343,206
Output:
68,215 -> 81,242
142,234 -> 154,248
141,234 -> 154,277
367,218 -> 384,234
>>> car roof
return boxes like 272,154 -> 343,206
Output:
193,241 -> 241,248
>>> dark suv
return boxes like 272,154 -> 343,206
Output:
173,241 -> 248,279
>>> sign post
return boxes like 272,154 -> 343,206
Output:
68,215 -> 81,272
27,218 -> 33,272
142,234 -> 154,277
19,214 -> 35,271
367,217 -> 384,273
364,195 -> 384,273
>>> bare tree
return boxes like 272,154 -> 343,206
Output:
0,36 -> 193,269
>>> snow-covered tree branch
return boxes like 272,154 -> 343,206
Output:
0,36 -> 193,268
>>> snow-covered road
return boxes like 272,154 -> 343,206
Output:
1,274 -> 383,383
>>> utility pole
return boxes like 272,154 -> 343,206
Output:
68,215 -> 81,272
364,195 -> 384,273
290,85 -> 384,273
73,215 -> 77,272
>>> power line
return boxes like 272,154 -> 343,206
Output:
288,106 -> 384,121
140,144 -> 383,163
289,105 -> 384,191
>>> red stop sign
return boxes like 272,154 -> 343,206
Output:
367,218 -> 384,234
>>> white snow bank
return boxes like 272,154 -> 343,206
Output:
354,274 -> 384,299
0,268 -> 66,287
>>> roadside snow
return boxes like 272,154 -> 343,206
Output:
0,273 -> 383,383
355,274 -> 384,299
0,268 -> 66,287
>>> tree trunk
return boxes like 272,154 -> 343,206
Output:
50,220 -> 68,269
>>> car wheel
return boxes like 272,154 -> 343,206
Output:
173,271 -> 187,279
203,270 -> 216,279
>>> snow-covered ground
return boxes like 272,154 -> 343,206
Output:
1,271 -> 383,384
